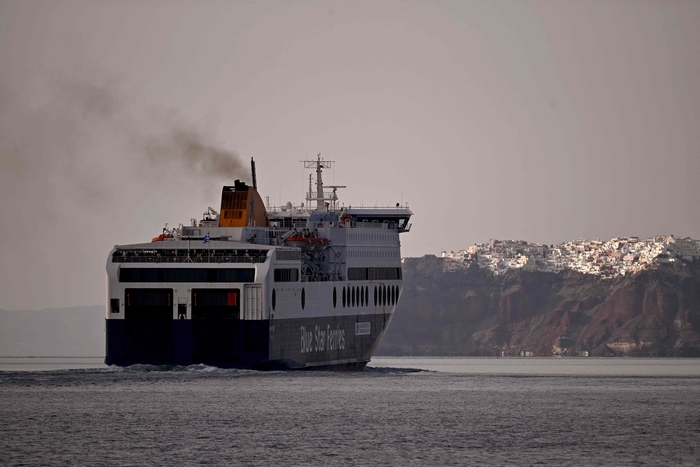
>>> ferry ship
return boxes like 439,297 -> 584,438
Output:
105,156 -> 412,369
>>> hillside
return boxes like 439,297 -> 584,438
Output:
377,256 -> 700,357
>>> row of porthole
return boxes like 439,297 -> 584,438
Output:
272,285 -> 400,312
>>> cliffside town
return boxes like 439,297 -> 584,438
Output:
441,236 -> 700,278
378,254 -> 700,357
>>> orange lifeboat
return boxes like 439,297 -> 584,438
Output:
284,232 -> 329,252
284,233 -> 312,250
151,233 -> 172,242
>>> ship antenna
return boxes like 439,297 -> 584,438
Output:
315,153 -> 324,211
301,153 -> 336,211
251,157 -> 257,190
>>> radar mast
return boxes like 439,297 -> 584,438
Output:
301,154 -> 345,211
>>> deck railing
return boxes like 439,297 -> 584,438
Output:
112,254 -> 266,264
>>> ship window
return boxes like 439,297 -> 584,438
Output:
301,288 -> 306,309
374,286 -> 377,306
360,286 -> 364,306
274,268 -> 299,282
276,250 -> 301,261
342,287 -> 346,308
348,267 -> 402,281
110,298 -> 120,314
351,287 -> 356,307
366,286 -> 369,306
383,285 -> 387,306
333,287 -> 337,308
272,289 -> 276,311
119,268 -> 255,283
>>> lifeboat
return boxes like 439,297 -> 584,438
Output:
284,232 -> 329,252
151,233 -> 172,242
284,234 -> 312,250
311,236 -> 330,252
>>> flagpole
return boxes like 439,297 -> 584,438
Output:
202,233 -> 210,262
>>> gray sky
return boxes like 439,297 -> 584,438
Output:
1,0 -> 699,310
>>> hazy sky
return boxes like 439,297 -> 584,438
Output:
1,0 -> 699,310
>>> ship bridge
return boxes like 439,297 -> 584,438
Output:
344,207 -> 412,233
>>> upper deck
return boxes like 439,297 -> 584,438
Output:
110,155 -> 411,284
135,155 -> 411,247
110,241 -> 273,264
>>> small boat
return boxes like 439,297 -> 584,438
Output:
284,231 -> 330,252
151,233 -> 172,242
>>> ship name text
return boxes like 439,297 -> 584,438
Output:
301,325 -> 346,353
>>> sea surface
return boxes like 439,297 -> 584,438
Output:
1,357 -> 699,466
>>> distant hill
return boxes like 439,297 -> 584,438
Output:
0,306 -> 104,357
376,256 -> 700,357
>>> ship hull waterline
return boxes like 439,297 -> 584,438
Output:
105,311 -> 394,371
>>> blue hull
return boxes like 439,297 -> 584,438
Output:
105,312 -> 390,370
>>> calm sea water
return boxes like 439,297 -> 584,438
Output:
1,357 -> 699,466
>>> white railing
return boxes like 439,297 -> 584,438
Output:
353,222 -> 393,230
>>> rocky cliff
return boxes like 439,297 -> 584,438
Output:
377,256 -> 700,357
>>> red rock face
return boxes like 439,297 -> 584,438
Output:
596,283 -> 644,322
378,256 -> 700,357
498,290 -> 522,324
642,287 -> 678,322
